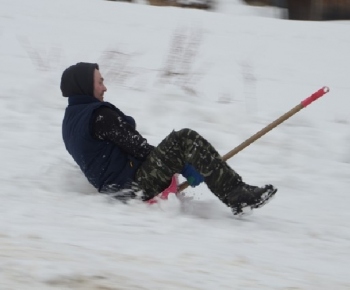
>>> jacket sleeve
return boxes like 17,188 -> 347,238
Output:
91,106 -> 154,160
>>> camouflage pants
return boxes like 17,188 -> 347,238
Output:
135,128 -> 242,204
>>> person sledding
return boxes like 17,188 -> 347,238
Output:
60,62 -> 277,215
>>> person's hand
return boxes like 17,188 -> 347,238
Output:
181,164 -> 204,187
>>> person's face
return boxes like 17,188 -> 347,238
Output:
93,69 -> 107,101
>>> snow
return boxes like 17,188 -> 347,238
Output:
1,0 -> 350,289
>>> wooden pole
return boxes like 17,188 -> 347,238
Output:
177,87 -> 329,193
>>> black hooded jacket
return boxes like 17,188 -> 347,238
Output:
61,62 -> 154,191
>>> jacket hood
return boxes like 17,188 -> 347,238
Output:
60,62 -> 99,97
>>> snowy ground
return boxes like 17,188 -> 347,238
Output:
1,0 -> 350,289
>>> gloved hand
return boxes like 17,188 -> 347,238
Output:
181,164 -> 204,187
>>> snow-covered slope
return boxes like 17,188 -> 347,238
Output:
1,0 -> 350,289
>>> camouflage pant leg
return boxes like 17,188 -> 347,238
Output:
135,128 -> 242,204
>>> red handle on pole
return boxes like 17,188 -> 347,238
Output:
301,86 -> 329,107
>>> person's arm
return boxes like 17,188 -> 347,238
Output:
91,106 -> 154,159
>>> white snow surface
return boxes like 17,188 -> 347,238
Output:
1,0 -> 350,289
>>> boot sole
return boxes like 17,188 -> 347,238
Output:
251,187 -> 277,209
232,186 -> 277,216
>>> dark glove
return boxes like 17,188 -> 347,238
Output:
181,164 -> 204,187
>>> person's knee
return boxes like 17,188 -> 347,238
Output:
177,128 -> 198,139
